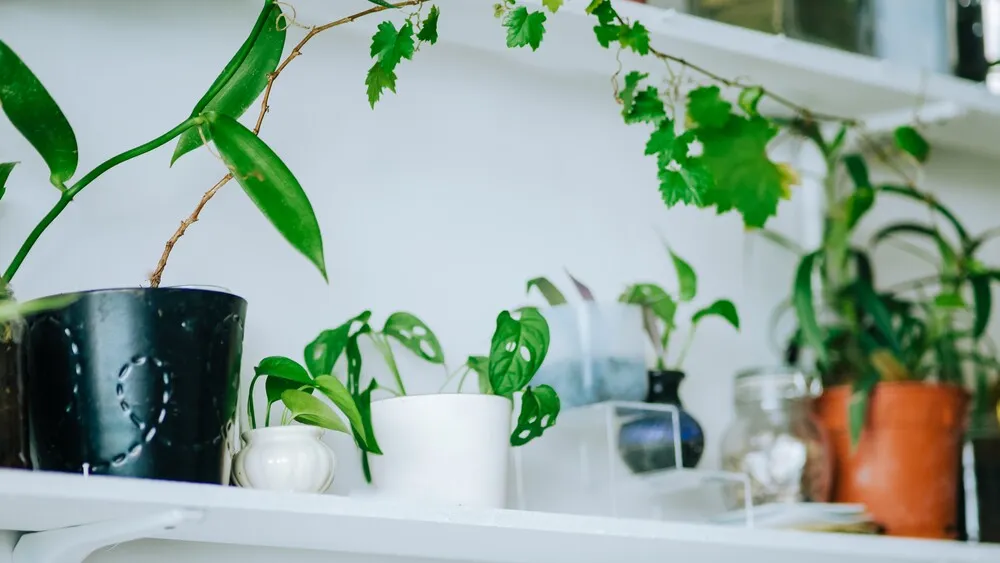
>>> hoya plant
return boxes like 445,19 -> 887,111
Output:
250,307 -> 559,480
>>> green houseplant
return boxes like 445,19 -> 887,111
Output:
247,307 -> 558,507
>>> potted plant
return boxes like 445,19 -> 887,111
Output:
615,245 -> 740,472
525,273 -> 648,408
248,308 -> 559,508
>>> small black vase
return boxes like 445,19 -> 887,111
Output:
21,287 -> 245,484
617,370 -> 705,473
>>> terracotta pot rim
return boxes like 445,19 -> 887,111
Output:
820,381 -> 969,399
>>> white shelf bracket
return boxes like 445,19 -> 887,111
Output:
11,509 -> 202,563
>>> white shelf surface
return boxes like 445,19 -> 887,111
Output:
0,469 -> 998,563
438,0 -> 1000,156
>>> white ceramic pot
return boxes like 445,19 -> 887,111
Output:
232,426 -> 336,493
368,394 -> 512,509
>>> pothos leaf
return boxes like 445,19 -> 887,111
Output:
691,299 -> 740,329
894,125 -> 930,163
304,310 -> 372,378
526,277 -> 568,306
667,246 -> 697,302
207,112 -> 327,280
171,2 -> 285,165
467,355 -> 492,394
511,385 -> 560,446
619,283 -> 677,330
314,375 -> 367,448
251,355 -> 312,428
504,7 -> 547,51
488,308 -> 550,397
416,5 -> 440,44
0,162 -> 15,201
281,389 -> 350,434
542,0 -> 564,12
687,86 -> 731,129
382,311 -> 445,364
0,40 -> 78,186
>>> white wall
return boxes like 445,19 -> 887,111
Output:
1,2 -> 999,560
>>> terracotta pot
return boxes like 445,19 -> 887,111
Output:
815,382 -> 968,539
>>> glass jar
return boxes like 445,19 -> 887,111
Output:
720,367 -> 831,507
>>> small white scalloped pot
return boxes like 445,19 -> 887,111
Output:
233,426 -> 336,494
368,393 -> 512,509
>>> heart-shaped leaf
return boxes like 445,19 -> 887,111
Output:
314,375 -> 367,448
249,355 -> 312,428
666,246 -> 697,302
619,283 -> 677,329
0,162 -> 15,202
691,299 -> 740,330
171,2 -> 286,164
0,41 -> 78,186
280,389 -> 349,434
207,112 -> 327,280
382,311 -> 444,364
304,311 -> 372,378
526,277 -> 567,306
489,308 -> 550,397
511,385 -> 560,446
467,355 -> 491,394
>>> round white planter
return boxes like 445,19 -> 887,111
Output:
368,394 -> 512,509
232,426 -> 336,493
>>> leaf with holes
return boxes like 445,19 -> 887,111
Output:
281,389 -> 349,434
511,385 -> 560,446
314,375 -> 367,448
0,40 -> 77,186
526,277 -> 568,306
207,112 -> 327,280
894,125 -> 930,163
382,311 -> 445,364
666,246 -> 697,302
488,308 -> 550,397
504,7 -> 547,51
416,5 -> 440,44
565,270 -> 595,301
171,2 -> 285,165
687,86 -> 731,129
691,299 -> 740,329
0,162 -> 15,202
467,355 -> 491,394
304,311 -> 372,378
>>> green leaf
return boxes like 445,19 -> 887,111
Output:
366,0 -> 398,7
692,299 -> 740,329
365,62 -> 397,108
511,385 -> 560,446
565,270 -> 595,301
526,277 -> 568,306
314,375 -> 367,447
894,125 -> 930,163
467,355 -> 492,394
738,87 -> 764,116
618,22 -> 650,55
304,311 -> 372,378
416,5 -> 440,44
848,369 -> 878,450
971,274 -> 992,338
0,162 -> 15,202
171,2 -> 286,165
934,292 -> 965,309
855,278 -> 902,356
593,23 -> 621,48
878,185 -> 970,245
667,246 -> 697,302
206,112 -> 327,280
871,222 -> 957,273
645,119 -> 676,156
0,293 -> 78,324
619,283 -> 677,329
0,40 -> 78,186
250,355 -> 312,428
620,74 -> 666,124
842,154 -> 871,189
687,86 -> 731,129
586,0 -> 617,24
371,21 -> 415,70
281,389 -> 349,434
488,308 -> 550,397
504,7 -> 547,51
792,252 -> 827,367
354,378 -> 382,456
346,326 -> 370,394
382,311 -> 445,364
845,185 -> 875,229
698,116 -> 783,227
542,0 -> 564,12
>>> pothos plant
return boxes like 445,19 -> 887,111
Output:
249,307 -> 559,481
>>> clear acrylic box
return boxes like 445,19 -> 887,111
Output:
511,401 -> 753,527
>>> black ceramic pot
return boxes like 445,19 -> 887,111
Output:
0,320 -> 29,469
617,370 -> 705,473
21,287 -> 245,484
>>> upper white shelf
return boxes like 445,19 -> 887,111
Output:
0,469 -> 997,563
440,0 -> 1000,157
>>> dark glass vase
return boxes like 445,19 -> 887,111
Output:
617,370 -> 705,473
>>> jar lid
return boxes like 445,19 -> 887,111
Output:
733,366 -> 815,406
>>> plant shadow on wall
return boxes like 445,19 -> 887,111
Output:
764,120 -> 1000,539
242,307 -> 557,508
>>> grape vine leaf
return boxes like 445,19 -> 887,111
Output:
416,5 -> 440,44
687,86 -> 732,129
620,72 -> 665,124
365,63 -> 397,108
504,7 -> 547,51
594,24 -> 620,48
618,22 -> 650,55
738,87 -> 764,116
586,0 -> 617,24
645,122 -> 710,206
366,21 -> 414,107
543,0 -> 564,12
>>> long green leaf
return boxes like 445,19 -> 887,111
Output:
207,112 -> 327,280
314,375 -> 367,447
355,378 -> 382,458
382,311 -> 445,364
0,162 -> 15,202
0,293 -> 78,324
280,389 -> 349,434
172,2 -> 286,164
0,40 -> 78,185
879,185 -> 970,245
526,277 -> 568,306
304,311 -> 372,378
855,278 -> 902,357
511,385 -> 560,446
848,367 -> 879,450
488,308 -> 550,397
667,247 -> 697,302
871,222 -> 958,275
691,299 -> 740,329
894,126 -> 930,163
842,154 -> 870,189
367,0 -> 398,7
792,252 -> 827,367
971,274 -> 992,338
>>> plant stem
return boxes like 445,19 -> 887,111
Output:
3,117 -> 203,283
368,332 -> 407,395
439,364 -> 469,393
674,327 -> 696,369
148,0 -> 427,286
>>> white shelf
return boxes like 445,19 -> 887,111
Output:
439,0 -> 1000,156
0,469 -> 996,563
